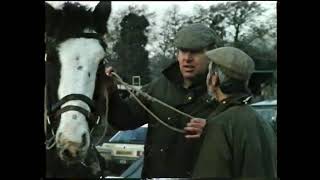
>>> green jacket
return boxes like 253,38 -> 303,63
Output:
192,95 -> 277,178
108,62 -> 215,178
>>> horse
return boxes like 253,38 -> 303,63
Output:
45,1 -> 112,178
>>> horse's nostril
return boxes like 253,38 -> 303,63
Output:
63,149 -> 72,159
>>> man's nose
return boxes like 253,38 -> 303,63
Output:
183,52 -> 193,61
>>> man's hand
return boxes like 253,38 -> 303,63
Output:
104,66 -> 117,95
105,66 -> 114,77
184,118 -> 206,139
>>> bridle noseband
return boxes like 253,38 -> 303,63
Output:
47,94 -> 100,131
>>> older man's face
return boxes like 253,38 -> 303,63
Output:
177,49 -> 209,81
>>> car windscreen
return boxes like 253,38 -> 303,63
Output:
252,106 -> 277,122
109,127 -> 147,144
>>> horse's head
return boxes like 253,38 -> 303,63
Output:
45,1 -> 111,163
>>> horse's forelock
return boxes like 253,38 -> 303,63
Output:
50,2 -> 95,41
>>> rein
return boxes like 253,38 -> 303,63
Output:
110,72 -> 196,134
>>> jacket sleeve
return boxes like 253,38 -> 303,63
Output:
107,83 -> 153,130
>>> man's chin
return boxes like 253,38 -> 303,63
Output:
182,72 -> 196,79
182,72 -> 207,84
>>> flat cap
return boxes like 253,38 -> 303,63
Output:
174,23 -> 217,50
206,47 -> 255,81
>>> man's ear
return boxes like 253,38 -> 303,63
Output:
211,73 -> 220,87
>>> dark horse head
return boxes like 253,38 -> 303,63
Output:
45,1 -> 111,177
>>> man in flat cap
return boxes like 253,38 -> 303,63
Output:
192,47 -> 277,178
105,23 -> 219,178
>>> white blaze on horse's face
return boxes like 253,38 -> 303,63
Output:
55,37 -> 105,160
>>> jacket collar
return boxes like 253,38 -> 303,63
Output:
219,93 -> 253,105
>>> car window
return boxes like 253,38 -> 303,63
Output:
109,127 -> 147,144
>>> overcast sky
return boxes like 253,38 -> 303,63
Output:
46,1 -> 276,21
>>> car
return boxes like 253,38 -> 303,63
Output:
251,99 -> 277,134
251,99 -> 277,122
105,156 -> 143,179
119,156 -> 144,178
96,124 -> 148,171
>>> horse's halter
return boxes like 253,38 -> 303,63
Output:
46,94 -> 101,133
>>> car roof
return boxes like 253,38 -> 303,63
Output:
251,99 -> 277,106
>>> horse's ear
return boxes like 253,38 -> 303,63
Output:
45,3 -> 61,37
92,1 -> 112,34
